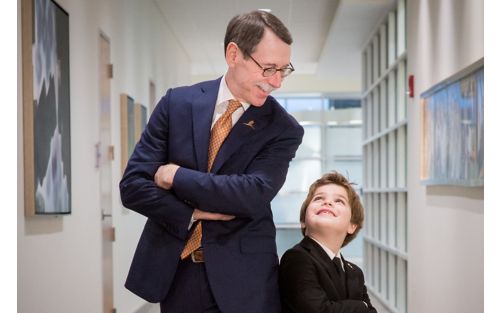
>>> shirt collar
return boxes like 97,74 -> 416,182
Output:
309,236 -> 344,270
216,74 -> 251,111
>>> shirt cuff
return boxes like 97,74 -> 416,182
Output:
187,214 -> 197,230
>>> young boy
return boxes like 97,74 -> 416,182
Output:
279,171 -> 377,312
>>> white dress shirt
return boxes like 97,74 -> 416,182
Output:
212,74 -> 250,128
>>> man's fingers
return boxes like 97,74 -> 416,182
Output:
154,164 -> 174,190
219,214 -> 235,221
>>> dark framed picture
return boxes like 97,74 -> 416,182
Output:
22,0 -> 71,215
134,102 -> 148,143
120,93 -> 135,174
120,94 -> 148,173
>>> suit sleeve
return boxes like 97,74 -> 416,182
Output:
279,249 -> 374,313
358,269 -> 377,313
172,123 -> 303,218
119,89 -> 193,240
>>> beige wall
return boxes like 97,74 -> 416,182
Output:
406,0 -> 483,312
17,0 -> 190,312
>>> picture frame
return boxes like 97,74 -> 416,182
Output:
134,102 -> 148,143
120,93 -> 135,174
120,95 -> 148,173
22,0 -> 72,215
420,58 -> 484,186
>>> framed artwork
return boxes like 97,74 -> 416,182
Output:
120,96 -> 148,173
149,80 -> 156,114
134,102 -> 148,142
420,58 -> 484,186
22,0 -> 71,215
120,94 -> 135,173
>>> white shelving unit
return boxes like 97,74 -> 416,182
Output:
271,99 -> 364,259
362,1 -> 407,312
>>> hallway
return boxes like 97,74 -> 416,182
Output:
16,0 -> 487,312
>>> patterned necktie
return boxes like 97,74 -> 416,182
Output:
180,100 -> 242,259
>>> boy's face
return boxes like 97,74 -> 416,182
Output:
303,184 -> 357,238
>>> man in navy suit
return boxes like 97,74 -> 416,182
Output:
120,10 -> 303,313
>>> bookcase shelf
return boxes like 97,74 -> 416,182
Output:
362,1 -> 407,312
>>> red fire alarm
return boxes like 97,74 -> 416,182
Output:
408,75 -> 414,98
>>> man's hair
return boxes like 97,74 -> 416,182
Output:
299,171 -> 364,247
224,10 -> 292,57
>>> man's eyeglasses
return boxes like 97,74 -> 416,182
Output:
247,54 -> 295,78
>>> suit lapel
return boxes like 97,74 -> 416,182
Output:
341,254 -> 359,299
191,79 -> 220,172
210,99 -> 272,173
300,237 -> 346,299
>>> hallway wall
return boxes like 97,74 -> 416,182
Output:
406,0 -> 483,312
17,0 -> 190,312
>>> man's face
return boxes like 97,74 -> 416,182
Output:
226,28 -> 291,107
304,184 -> 357,238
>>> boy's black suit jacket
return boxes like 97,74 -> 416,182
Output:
279,236 -> 377,313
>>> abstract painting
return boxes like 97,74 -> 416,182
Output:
22,0 -> 71,215
420,59 -> 483,186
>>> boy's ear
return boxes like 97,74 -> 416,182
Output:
347,223 -> 358,235
300,222 -> 306,234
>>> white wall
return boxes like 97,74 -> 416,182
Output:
406,0 -> 483,312
17,0 -> 190,312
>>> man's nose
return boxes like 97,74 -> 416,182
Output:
268,71 -> 283,89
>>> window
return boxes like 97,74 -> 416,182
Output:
271,96 -> 364,265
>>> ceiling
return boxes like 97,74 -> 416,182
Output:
154,0 -> 395,94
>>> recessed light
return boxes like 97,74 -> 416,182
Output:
258,8 -> 272,13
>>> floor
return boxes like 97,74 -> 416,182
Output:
141,291 -> 390,313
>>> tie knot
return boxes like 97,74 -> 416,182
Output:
333,257 -> 343,272
226,100 -> 242,115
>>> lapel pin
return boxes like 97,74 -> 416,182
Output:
243,120 -> 255,130
347,262 -> 353,269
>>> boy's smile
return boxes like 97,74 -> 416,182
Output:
316,207 -> 337,217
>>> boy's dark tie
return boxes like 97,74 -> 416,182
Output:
332,257 -> 347,298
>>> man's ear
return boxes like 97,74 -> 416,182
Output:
347,223 -> 358,235
225,42 -> 239,67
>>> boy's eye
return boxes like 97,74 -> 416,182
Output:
313,196 -> 323,201
335,199 -> 345,205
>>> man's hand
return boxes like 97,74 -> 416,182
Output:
154,163 -> 180,190
193,208 -> 235,221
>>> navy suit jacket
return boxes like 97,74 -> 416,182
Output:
279,236 -> 377,313
119,77 -> 304,313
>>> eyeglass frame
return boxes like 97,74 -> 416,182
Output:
246,53 -> 295,78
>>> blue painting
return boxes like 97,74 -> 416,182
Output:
420,60 -> 483,186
